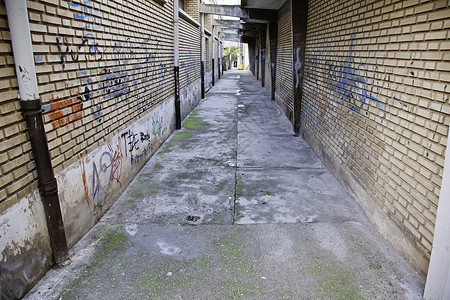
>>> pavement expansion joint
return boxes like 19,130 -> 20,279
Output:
236,166 -> 326,170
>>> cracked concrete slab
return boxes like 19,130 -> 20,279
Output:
235,168 -> 364,224
25,223 -> 424,300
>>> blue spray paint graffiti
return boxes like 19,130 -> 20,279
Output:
67,0 -> 102,30
329,36 -> 385,111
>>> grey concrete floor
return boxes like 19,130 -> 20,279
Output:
25,70 -> 424,300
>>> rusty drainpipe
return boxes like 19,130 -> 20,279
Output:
173,0 -> 181,129
5,0 -> 68,264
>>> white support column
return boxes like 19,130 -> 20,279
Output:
424,139 -> 450,299
217,31 -> 221,79
5,0 -> 39,100
212,25 -> 215,85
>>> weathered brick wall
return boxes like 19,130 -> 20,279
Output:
28,0 -> 174,175
183,0 -> 199,22
180,16 -> 201,118
24,0 -> 177,246
0,5 -> 53,298
0,0 -> 36,214
302,0 -> 450,274
204,14 -> 213,89
205,35 -> 211,72
1,0 -> 203,297
205,13 -> 213,35
275,1 -> 294,122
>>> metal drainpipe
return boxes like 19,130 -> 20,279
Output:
5,0 -> 68,264
212,25 -> 215,86
200,13 -> 205,99
217,32 -> 221,80
220,36 -> 224,75
173,0 -> 181,129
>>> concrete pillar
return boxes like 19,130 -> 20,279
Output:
260,26 -> 267,87
268,20 -> 278,101
291,0 -> 308,135
249,40 -> 255,75
239,42 -> 243,68
256,34 -> 259,80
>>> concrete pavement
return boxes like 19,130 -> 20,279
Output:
25,70 -> 424,299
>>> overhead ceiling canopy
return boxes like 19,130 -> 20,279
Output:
241,0 -> 285,10
201,0 -> 286,42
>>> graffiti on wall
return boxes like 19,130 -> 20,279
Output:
51,3 -> 170,131
78,110 -> 163,212
304,34 -> 386,115
67,0 -> 102,30
328,43 -> 384,112
56,33 -> 103,69
179,49 -> 201,118
294,47 -> 302,89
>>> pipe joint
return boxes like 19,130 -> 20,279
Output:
38,178 -> 58,195
20,98 -> 42,117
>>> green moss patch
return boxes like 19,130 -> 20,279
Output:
171,131 -> 192,142
310,254 -> 363,300
182,118 -> 200,130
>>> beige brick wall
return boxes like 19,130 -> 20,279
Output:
179,16 -> 201,118
28,0 -> 174,176
205,35 -> 211,72
0,0 -> 37,213
276,1 -> 294,122
1,0 -> 202,297
180,18 -> 200,91
183,0 -> 199,22
302,0 -> 450,265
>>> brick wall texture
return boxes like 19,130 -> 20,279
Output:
205,35 -> 211,72
180,18 -> 200,91
183,0 -> 199,22
0,0 -> 37,212
276,2 -> 294,122
0,0 -> 180,213
302,0 -> 450,259
35,0 -> 174,173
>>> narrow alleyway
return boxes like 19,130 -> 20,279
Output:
26,71 -> 424,299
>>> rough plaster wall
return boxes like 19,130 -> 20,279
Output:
302,0 -> 450,273
0,191 -> 52,299
275,2 -> 294,122
59,98 -> 175,247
